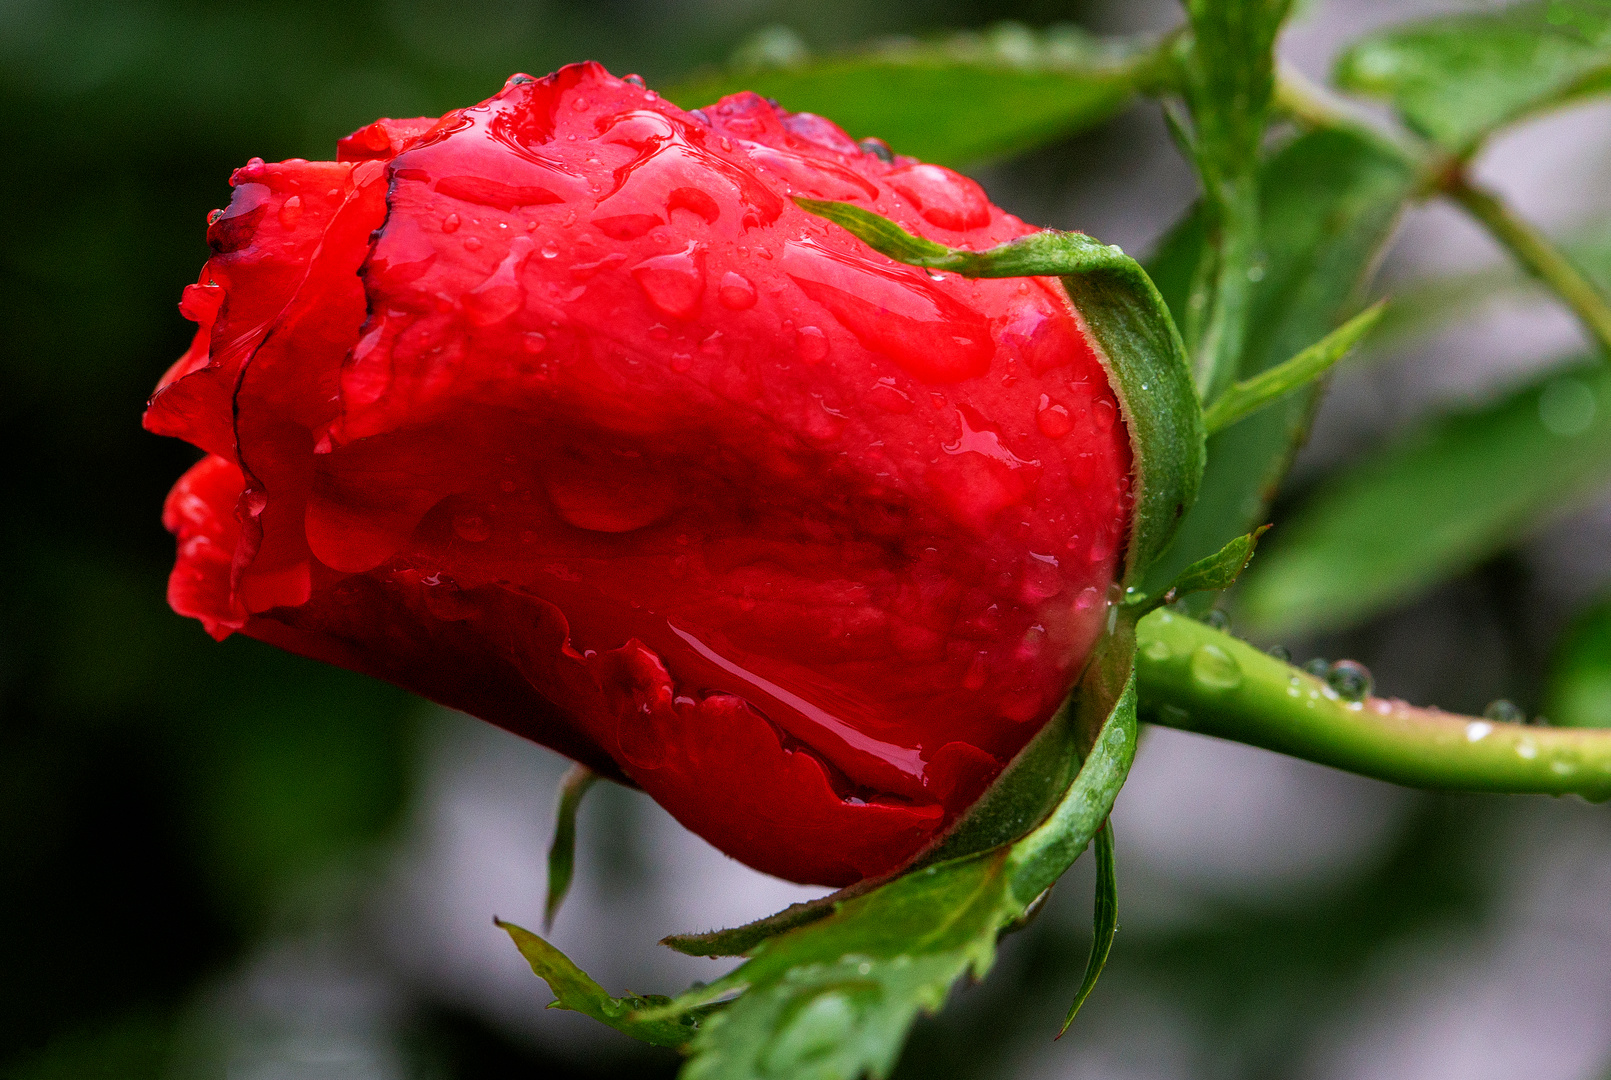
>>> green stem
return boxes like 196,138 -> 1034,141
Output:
1444,173 -> 1611,359
1136,609 -> 1611,801
1272,61 -> 1423,162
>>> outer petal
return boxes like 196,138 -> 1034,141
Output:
162,455 -> 248,640
151,64 -> 1134,885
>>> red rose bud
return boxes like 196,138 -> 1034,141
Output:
146,63 -> 1133,887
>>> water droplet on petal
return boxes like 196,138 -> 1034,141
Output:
1092,398 -> 1116,431
782,239 -> 991,382
962,652 -> 988,690
463,235 -> 483,251
717,271 -> 757,310
885,163 -> 992,230
1036,395 -> 1073,438
1303,657 -> 1330,677
540,241 -> 559,259
462,237 -> 533,326
795,325 -> 829,362
453,512 -> 491,542
623,73 -> 646,88
442,212 -> 461,233
631,241 -> 705,320
278,194 -> 303,228
867,378 -> 913,413
858,137 -> 894,163
523,331 -> 547,353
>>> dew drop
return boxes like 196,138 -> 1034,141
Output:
867,379 -> 913,413
1203,608 -> 1230,632
670,352 -> 692,372
1465,720 -> 1494,742
443,212 -> 461,233
541,241 -> 559,259
962,652 -> 988,690
885,163 -> 992,230
858,137 -> 894,163
1326,659 -> 1373,702
463,235 -> 483,252
1190,643 -> 1242,691
1303,657 -> 1330,677
207,208 -> 224,225
453,512 -> 491,542
1484,698 -> 1525,724
761,990 -> 857,1076
795,325 -> 829,362
278,194 -> 303,228
1267,644 -> 1292,663
1142,637 -> 1171,662
523,331 -> 548,353
717,271 -> 758,310
1092,398 -> 1117,431
623,73 -> 646,88
631,241 -> 705,320
1036,395 -> 1074,438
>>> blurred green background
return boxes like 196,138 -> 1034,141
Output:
4,1 -> 1611,1078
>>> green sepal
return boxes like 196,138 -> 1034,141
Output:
544,764 -> 598,929
664,685 -> 1088,957
1127,525 -> 1270,615
1057,817 -> 1117,1038
1139,128 -> 1419,597
506,628 -> 1140,1078
795,198 -> 1204,586
1201,302 -> 1386,435
496,918 -> 704,1048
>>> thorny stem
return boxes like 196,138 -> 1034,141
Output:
1443,172 -> 1611,359
1136,610 -> 1611,801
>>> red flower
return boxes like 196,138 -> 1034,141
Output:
147,63 -> 1132,887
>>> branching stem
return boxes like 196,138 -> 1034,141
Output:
1443,172 -> 1611,358
1136,610 -> 1611,801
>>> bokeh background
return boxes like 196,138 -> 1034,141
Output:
4,0 -> 1611,1077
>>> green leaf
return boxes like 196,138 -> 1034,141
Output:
1057,818 -> 1117,1038
1175,0 -> 1296,400
1131,525 -> 1270,615
794,198 -> 1203,584
508,631 -> 1139,1077
496,919 -> 702,1048
1544,595 -> 1611,728
1334,0 -> 1611,156
1238,360 -> 1611,636
666,23 -> 1168,167
643,634 -> 1139,1080
1141,128 -> 1419,596
545,764 -> 598,930
1202,301 -> 1387,435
